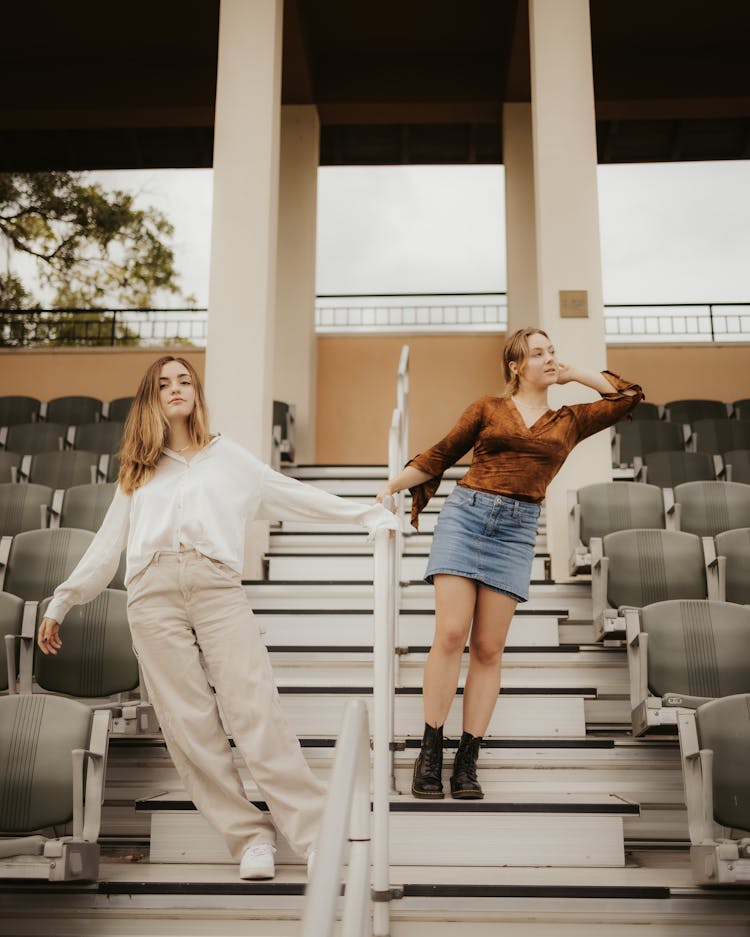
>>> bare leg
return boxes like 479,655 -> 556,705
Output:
462,587 -> 517,737
422,574 -> 477,727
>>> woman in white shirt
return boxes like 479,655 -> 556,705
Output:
37,355 -> 397,881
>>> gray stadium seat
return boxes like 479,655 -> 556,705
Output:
627,600 -> 750,736
665,399 -> 728,424
692,419 -> 750,456
715,527 -> 750,605
2,422 -> 66,455
26,450 -> 99,488
0,452 -> 21,483
734,399 -> 750,421
0,591 -> 24,692
0,527 -> 96,600
612,420 -> 684,467
0,395 -> 41,426
633,450 -> 717,488
0,694 -> 109,881
670,481 -> 750,538
70,421 -> 124,455
44,395 -> 102,426
55,482 -> 116,532
0,483 -> 52,537
568,482 -> 664,574
105,397 -> 134,422
591,528 -> 716,641
678,694 -> 750,884
629,401 -> 661,421
723,449 -> 750,484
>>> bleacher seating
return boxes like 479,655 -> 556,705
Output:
105,396 -> 134,422
668,480 -> 750,537
715,527 -> 750,605
612,420 -> 684,467
53,482 -> 116,531
678,694 -> 750,884
69,421 -> 124,455
0,395 -> 41,426
0,452 -> 21,483
0,694 -> 109,881
568,481 -> 664,574
25,450 -> 100,488
626,599 -> 750,736
0,483 -> 52,536
665,399 -> 728,424
629,401 -> 661,420
734,398 -> 750,420
43,395 -> 102,426
1,528 -> 99,598
591,528 -> 716,640
2,422 -> 66,455
691,418 -> 750,456
633,450 -> 717,487
722,449 -> 750,484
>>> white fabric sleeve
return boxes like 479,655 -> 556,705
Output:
256,464 -> 399,533
44,486 -> 132,624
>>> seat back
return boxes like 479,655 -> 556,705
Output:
0,591 -> 24,692
603,528 -> 707,609
693,419 -> 750,456
642,451 -> 716,488
629,401 -> 661,421
36,590 -> 138,697
666,399 -> 727,425
674,480 -> 750,537
616,421 -> 684,466
106,397 -> 134,423
0,483 -> 52,536
695,694 -> 750,830
4,528 -> 94,601
0,452 -> 21,483
28,451 -> 99,489
46,396 -> 102,426
642,600 -> 750,700
578,482 -> 664,546
724,449 -> 750,485
72,422 -> 124,455
5,423 -> 66,455
107,455 -> 121,483
0,396 -> 41,426
734,399 -> 750,421
715,527 -> 750,605
60,483 -> 116,532
0,694 -> 92,833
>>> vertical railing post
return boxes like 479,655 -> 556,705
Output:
708,304 -> 715,342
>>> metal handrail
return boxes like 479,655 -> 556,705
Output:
299,699 -> 372,937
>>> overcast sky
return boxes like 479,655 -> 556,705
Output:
17,161 -> 750,308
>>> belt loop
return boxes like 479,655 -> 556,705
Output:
469,491 -> 476,506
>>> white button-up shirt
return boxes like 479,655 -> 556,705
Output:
46,435 -> 398,623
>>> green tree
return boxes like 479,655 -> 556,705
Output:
0,171 -> 187,309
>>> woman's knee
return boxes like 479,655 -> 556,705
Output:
469,638 -> 505,667
433,624 -> 469,656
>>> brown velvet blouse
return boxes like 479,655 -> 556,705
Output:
407,371 -> 643,529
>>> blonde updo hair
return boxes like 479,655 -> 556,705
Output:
502,327 -> 551,397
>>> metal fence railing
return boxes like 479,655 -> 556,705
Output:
2,298 -> 749,347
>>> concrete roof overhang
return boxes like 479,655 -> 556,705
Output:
1,0 -> 748,170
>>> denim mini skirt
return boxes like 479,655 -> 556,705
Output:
424,485 -> 541,602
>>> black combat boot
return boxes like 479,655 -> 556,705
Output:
411,722 -> 444,799
450,731 -> 484,799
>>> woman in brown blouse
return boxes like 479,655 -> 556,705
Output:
377,327 -> 642,800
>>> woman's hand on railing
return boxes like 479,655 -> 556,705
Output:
376,482 -> 395,506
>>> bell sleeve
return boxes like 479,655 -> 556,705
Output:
570,371 -> 644,443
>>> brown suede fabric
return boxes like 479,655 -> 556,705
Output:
407,371 -> 643,530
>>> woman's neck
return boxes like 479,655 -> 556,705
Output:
512,386 -> 549,409
166,421 -> 192,452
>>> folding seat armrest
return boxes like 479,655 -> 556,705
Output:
17,455 -> 31,482
714,454 -> 727,480
683,423 -> 694,450
0,426 -> 7,448
678,711 -> 716,845
4,633 -> 18,694
72,708 -> 111,843
702,537 -> 725,601
624,607 -> 641,647
97,454 -> 109,483
663,489 -> 681,530
101,401 -> 110,420
625,610 -> 648,711
610,429 -> 621,468
47,489 -> 65,529
0,535 -> 10,590
632,456 -> 645,482
17,601 -> 38,694
39,402 -> 48,420
66,426 -> 76,449
10,465 -> 18,483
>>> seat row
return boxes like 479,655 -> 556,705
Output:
0,394 -> 133,426
0,419 -> 123,459
0,481 -> 116,538
631,448 -> 750,486
629,398 -> 749,423
569,479 -> 750,573
612,418 -> 750,467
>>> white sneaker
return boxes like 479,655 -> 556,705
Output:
239,843 -> 276,880
306,850 -> 317,880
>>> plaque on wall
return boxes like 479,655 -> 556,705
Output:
559,290 -> 589,318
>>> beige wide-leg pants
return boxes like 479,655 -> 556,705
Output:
126,549 -> 325,861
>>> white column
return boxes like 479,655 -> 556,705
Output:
529,0 -> 610,581
274,105 -> 320,464
205,0 -> 283,576
503,102 -> 539,333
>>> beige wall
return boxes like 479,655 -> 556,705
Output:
2,340 -> 748,463
0,348 -> 205,403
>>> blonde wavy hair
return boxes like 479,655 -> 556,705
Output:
502,327 -> 551,397
117,356 -> 211,494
